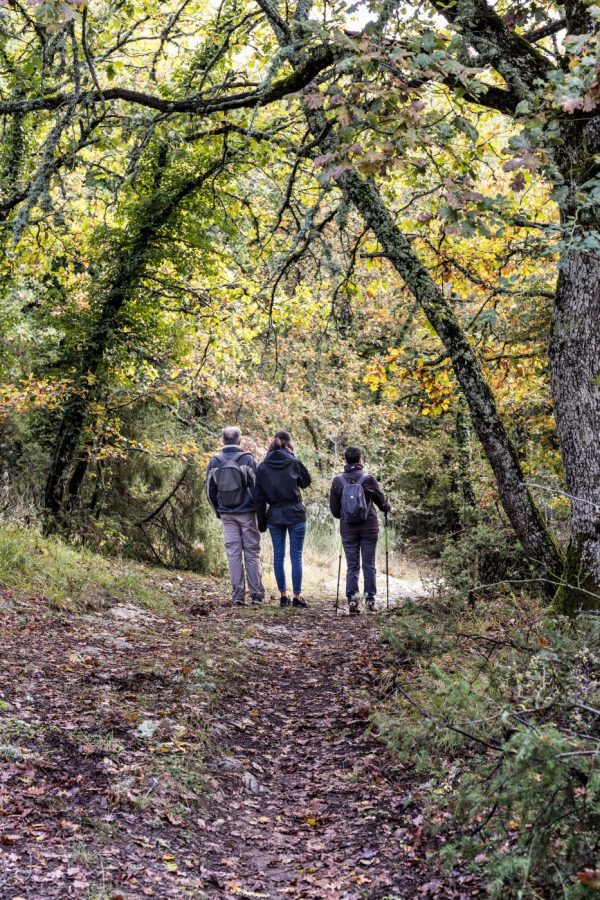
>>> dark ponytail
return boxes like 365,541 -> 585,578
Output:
268,429 -> 293,453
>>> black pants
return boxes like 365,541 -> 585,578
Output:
341,525 -> 378,599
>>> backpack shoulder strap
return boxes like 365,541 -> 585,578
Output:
217,450 -> 246,465
358,473 -> 373,509
343,471 -> 368,484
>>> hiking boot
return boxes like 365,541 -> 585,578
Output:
233,598 -> 245,607
251,595 -> 264,606
292,596 -> 308,608
279,595 -> 292,608
366,597 -> 376,612
348,597 -> 360,616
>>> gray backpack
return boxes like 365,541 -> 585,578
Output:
341,472 -> 370,524
214,451 -> 247,509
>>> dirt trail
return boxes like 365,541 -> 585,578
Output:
201,607 -> 427,899
0,584 -> 476,899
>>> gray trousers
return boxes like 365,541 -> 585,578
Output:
221,512 -> 264,602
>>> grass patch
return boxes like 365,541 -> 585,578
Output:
0,523 -> 175,613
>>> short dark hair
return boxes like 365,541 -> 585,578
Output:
344,446 -> 361,464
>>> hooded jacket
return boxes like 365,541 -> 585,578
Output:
206,445 -> 258,517
329,463 -> 390,533
254,449 -> 312,532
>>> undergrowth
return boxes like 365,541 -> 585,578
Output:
377,591 -> 600,898
0,523 -> 174,612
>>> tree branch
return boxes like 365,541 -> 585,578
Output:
428,0 -> 553,99
523,18 -> 566,42
0,44 -> 337,117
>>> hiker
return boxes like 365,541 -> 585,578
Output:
254,430 -> 312,608
206,426 -> 265,607
329,446 -> 390,615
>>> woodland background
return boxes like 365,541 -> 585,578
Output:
0,0 -> 599,895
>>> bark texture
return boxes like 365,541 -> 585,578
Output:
456,401 -> 477,516
550,250 -> 600,611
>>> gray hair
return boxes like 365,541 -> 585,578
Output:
222,426 -> 242,446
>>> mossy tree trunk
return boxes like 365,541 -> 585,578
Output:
305,115 -> 564,586
456,399 -> 477,525
550,119 -> 600,613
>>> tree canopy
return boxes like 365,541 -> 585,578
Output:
0,0 -> 599,608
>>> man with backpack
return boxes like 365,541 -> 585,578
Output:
329,446 -> 390,615
206,426 -> 265,607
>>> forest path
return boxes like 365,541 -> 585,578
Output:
198,596 -> 475,900
0,581 -> 475,899
201,602 -> 427,899
324,573 -> 428,606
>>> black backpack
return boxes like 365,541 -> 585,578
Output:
341,472 -> 371,524
214,451 -> 248,509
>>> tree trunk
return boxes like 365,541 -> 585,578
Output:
43,264 -> 138,521
549,116 -> 600,614
456,399 -> 477,519
550,249 -> 600,613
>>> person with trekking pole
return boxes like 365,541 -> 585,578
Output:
254,430 -> 312,608
329,446 -> 390,616
206,426 -> 265,607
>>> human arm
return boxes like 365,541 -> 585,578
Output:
205,458 -> 221,518
329,476 -> 342,519
368,475 -> 390,513
253,468 -> 268,532
240,452 -> 257,494
297,460 -> 312,490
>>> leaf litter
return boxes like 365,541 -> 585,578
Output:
0,581 -> 480,898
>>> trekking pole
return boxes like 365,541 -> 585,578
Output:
335,536 -> 342,616
385,511 -> 390,611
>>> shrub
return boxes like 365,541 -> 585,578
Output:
441,524 -> 535,600
377,593 -> 600,897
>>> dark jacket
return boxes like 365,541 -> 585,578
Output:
329,463 -> 390,534
254,449 -> 312,532
206,445 -> 258,517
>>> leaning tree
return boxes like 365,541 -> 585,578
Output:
1,0 -> 599,611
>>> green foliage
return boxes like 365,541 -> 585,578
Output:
0,523 -> 174,612
441,524 -> 535,598
377,595 -> 600,896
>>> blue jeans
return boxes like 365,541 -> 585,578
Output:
268,522 -> 306,595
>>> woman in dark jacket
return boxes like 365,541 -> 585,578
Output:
254,430 -> 311,608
